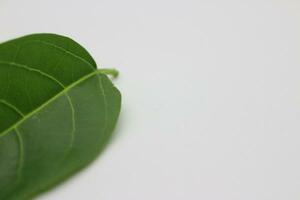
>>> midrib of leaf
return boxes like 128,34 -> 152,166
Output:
26,39 -> 109,145
0,69 -> 104,139
0,61 -> 76,144
0,37 -> 108,152
0,61 -> 79,187
2,37 -> 97,151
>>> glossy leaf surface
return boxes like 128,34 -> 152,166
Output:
0,34 -> 121,199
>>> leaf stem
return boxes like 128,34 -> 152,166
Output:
98,68 -> 119,78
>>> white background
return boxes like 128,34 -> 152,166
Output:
1,0 -> 300,199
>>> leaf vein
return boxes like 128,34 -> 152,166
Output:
27,40 -> 95,71
0,61 -> 76,153
0,99 -> 24,117
97,75 -> 108,135
15,127 -> 24,184
0,70 -> 103,139
65,94 -> 75,155
0,61 -> 65,88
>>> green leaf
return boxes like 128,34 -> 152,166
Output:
0,34 -> 121,199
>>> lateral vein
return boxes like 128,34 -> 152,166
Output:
28,40 -> 96,71
0,99 -> 24,117
15,127 -> 24,183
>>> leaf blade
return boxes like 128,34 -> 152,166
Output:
0,34 -> 121,199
